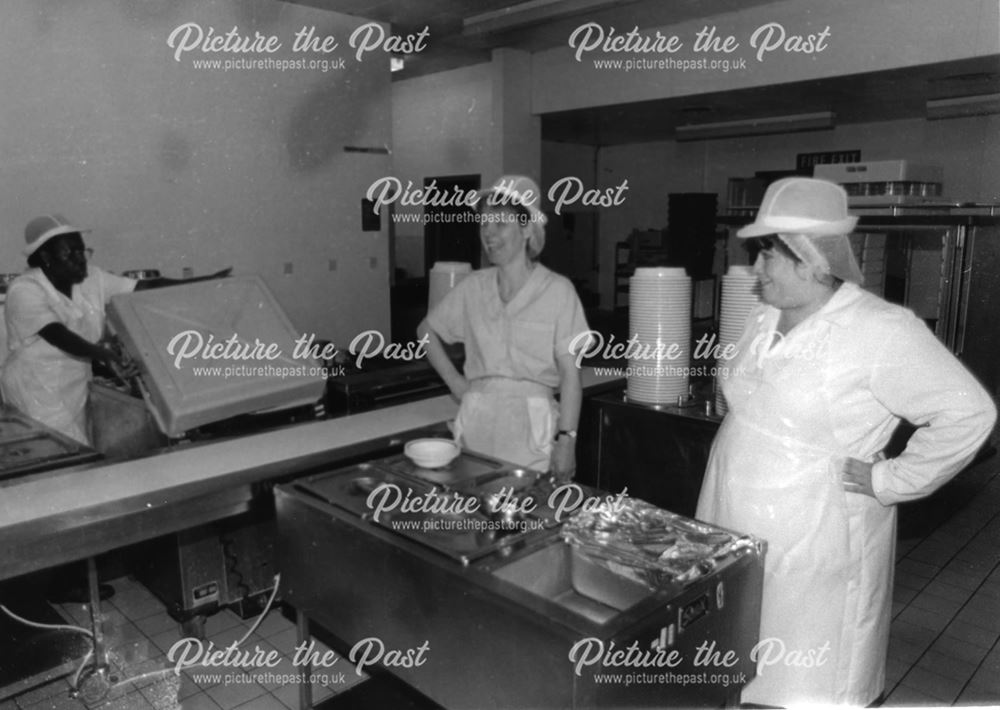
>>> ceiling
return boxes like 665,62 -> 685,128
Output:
285,0 -> 1000,146
541,57 -> 1000,145
285,0 -> 782,78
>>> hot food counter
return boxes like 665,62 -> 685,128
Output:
0,272 -> 635,701
275,450 -> 765,709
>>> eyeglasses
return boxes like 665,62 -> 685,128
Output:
742,237 -> 773,261
54,246 -> 93,260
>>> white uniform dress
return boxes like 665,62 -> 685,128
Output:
1,267 -> 137,444
427,264 -> 590,471
697,282 -> 996,706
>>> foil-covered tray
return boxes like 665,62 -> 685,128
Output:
561,497 -> 759,589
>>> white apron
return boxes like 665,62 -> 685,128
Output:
698,312 -> 893,707
1,276 -> 104,444
454,377 -> 558,472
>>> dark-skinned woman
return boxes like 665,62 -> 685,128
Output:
1,214 -> 229,444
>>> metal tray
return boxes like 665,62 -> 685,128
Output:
293,462 -> 437,519
295,458 -> 559,566
0,408 -> 101,481
0,416 -> 42,444
378,450 -> 505,488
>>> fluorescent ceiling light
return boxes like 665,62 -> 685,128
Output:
463,0 -> 631,35
926,93 -> 1000,120
675,111 -> 835,141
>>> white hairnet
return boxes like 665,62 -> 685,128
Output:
479,175 -> 547,259
778,233 -> 864,285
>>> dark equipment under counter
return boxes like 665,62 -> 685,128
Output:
583,392 -> 722,518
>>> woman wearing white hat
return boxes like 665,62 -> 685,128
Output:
419,175 -> 590,478
2,215 -> 228,444
697,178 -> 996,706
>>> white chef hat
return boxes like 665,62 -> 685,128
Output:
24,214 -> 91,256
739,178 -> 863,284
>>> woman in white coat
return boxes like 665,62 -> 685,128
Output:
3,214 -> 229,445
419,175 -> 590,480
697,178 -> 996,707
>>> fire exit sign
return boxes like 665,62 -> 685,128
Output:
797,150 -> 861,172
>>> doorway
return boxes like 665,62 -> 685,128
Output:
423,174 -> 481,274
390,174 -> 481,343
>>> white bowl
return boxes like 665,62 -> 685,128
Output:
404,438 -> 461,469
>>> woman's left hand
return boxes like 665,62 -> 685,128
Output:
841,457 -> 876,498
550,436 -> 576,483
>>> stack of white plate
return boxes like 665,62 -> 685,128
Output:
428,262 -> 472,312
715,265 -> 762,415
626,267 -> 691,405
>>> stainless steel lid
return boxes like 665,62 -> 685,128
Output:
107,274 -> 325,437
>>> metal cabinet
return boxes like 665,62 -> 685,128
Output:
849,216 -> 1000,399
591,393 -> 721,518
959,225 -> 1000,399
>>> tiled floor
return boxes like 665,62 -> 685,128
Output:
3,449 -> 999,709
883,449 -> 1000,706
1,581 -> 366,710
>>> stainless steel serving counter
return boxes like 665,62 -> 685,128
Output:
0,368 -> 623,582
276,451 -> 764,709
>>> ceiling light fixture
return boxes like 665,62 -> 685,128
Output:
674,111 -> 835,141
926,93 -> 1000,120
463,0 -> 634,35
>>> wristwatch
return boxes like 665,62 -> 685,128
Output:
554,429 -> 577,442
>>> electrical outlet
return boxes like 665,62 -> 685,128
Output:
328,259 -> 337,271
369,257 -> 378,269
283,262 -> 294,275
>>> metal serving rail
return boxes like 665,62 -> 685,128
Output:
0,395 -> 459,582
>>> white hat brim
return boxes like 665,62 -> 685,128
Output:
737,215 -> 858,238
24,225 -> 92,256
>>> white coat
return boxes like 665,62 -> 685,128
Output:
697,282 -> 996,706
1,267 -> 135,444
427,265 -> 590,471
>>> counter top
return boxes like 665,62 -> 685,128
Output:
0,395 -> 458,580
0,395 -> 458,528
0,367 -> 623,580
